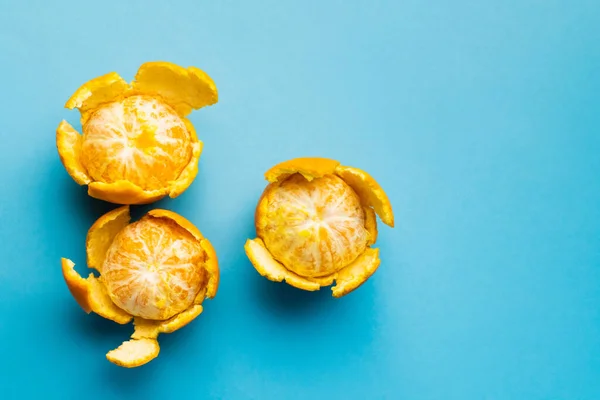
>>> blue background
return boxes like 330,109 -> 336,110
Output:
0,1 -> 598,399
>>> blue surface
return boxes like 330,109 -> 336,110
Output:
0,1 -> 599,399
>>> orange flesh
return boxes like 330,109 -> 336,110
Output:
102,216 -> 207,320
80,95 -> 192,191
257,174 -> 369,277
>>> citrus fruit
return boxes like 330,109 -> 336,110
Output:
56,61 -> 218,204
62,206 -> 219,368
245,157 -> 394,297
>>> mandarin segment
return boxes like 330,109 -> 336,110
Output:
169,140 -> 203,198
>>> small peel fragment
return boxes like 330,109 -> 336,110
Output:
363,206 -> 378,246
331,248 -> 381,298
244,238 -> 321,291
106,338 -> 159,368
335,165 -> 395,227
88,181 -> 167,205
200,239 -> 220,298
131,318 -> 160,340
132,61 -> 218,116
264,157 -> 340,183
61,258 -> 92,313
159,305 -> 203,333
56,121 -> 91,185
109,307 -> 204,368
65,72 -> 130,124
61,258 -> 131,324
86,205 -> 130,272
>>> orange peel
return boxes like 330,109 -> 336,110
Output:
335,165 -> 395,227
62,206 -> 219,367
265,157 -> 340,183
56,61 -> 218,205
246,157 -> 394,297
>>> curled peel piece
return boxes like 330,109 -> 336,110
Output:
335,165 -> 394,227
56,121 -> 91,185
130,304 -> 205,340
264,157 -> 340,183
86,205 -> 130,272
132,61 -> 218,116
106,338 -> 160,368
331,248 -> 381,298
244,238 -> 322,291
245,239 -> 380,297
61,258 -> 131,324
363,206 -> 378,246
88,181 -> 167,205
111,304 -> 204,367
65,72 -> 130,125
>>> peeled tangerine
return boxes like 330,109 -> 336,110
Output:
244,157 -> 395,297
56,61 -> 218,204
62,206 -> 219,367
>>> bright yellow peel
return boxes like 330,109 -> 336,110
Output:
246,157 -> 394,297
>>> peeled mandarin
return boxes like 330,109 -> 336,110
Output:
81,95 -> 193,191
257,174 -> 369,277
103,215 -> 207,320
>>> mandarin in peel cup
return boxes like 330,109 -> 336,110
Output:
245,157 -> 394,297
56,61 -> 218,204
62,206 -> 219,367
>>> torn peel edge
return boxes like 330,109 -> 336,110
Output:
106,338 -> 159,368
335,165 -> 395,228
244,239 -> 382,297
85,205 -> 131,272
56,120 -> 92,185
244,238 -> 329,292
331,248 -> 381,298
87,181 -> 168,205
61,258 -> 132,324
61,258 -> 92,313
264,157 -> 341,183
131,61 -> 219,117
169,139 -> 202,199
64,71 -> 131,125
